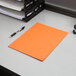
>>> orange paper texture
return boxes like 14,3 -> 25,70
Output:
8,23 -> 68,61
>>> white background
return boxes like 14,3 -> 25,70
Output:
0,10 -> 76,76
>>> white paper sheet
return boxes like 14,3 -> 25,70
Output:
0,0 -> 24,11
0,6 -> 25,20
17,0 -> 23,1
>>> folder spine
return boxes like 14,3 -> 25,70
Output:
24,0 -> 44,11
24,0 -> 34,9
24,1 -> 44,22
23,0 -> 44,22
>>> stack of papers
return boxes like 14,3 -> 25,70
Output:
0,0 -> 24,11
0,6 -> 25,20
0,0 -> 25,20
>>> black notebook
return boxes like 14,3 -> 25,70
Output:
45,0 -> 76,17
0,65 -> 20,76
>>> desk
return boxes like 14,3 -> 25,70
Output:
0,10 -> 76,76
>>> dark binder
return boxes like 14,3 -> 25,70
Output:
24,0 -> 44,22
45,0 -> 76,17
0,65 -> 20,76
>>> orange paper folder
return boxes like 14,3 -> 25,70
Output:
8,23 -> 68,61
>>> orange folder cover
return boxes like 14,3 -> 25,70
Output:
8,23 -> 68,61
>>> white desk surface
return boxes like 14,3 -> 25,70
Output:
0,10 -> 76,76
